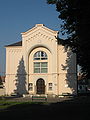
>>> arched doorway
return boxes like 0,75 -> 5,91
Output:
36,78 -> 45,94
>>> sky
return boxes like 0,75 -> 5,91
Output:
0,0 -> 64,75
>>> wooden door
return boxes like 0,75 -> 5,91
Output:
36,79 -> 45,94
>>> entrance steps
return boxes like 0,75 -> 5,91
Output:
22,94 -> 61,102
13,94 -> 73,102
32,95 -> 47,101
23,94 -> 47,101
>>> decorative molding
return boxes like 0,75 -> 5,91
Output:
21,24 -> 58,36
26,32 -> 54,42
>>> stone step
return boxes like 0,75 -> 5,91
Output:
32,95 -> 47,101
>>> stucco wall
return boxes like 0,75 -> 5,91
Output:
57,45 -> 77,95
5,47 -> 22,95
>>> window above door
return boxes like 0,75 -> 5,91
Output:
34,62 -> 48,73
33,51 -> 47,60
33,51 -> 48,73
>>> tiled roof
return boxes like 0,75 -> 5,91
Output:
5,41 -> 22,47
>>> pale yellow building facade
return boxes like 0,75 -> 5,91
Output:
5,24 -> 77,96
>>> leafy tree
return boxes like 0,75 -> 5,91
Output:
47,0 -> 90,78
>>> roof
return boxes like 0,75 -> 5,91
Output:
5,41 -> 22,47
21,24 -> 59,35
5,24 -> 59,47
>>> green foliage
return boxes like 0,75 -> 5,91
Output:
47,0 -> 90,78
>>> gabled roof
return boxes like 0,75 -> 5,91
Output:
21,24 -> 58,36
5,24 -> 59,47
5,41 -> 22,47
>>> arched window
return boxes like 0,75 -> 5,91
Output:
34,51 -> 47,60
33,51 -> 48,73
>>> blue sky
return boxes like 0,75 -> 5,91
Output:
0,0 -> 64,75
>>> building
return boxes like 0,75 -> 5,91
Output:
0,75 -> 5,88
0,76 -> 5,96
5,24 -> 77,96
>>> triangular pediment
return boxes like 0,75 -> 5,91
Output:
21,24 -> 58,37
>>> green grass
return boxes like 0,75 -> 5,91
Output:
0,99 -> 48,110
0,96 -> 90,120
0,100 -> 22,109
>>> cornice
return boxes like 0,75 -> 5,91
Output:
6,46 -> 22,48
21,24 -> 59,36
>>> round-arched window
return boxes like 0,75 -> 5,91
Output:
33,51 -> 48,73
33,51 -> 47,60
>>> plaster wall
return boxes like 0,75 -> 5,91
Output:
5,47 -> 22,94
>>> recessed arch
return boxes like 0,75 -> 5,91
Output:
27,44 -> 52,57
26,44 -> 52,74
26,44 -> 52,92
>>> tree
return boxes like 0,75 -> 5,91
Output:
14,57 -> 27,95
47,0 -> 90,78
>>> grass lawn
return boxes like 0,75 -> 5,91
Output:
0,100 -> 28,109
0,96 -> 90,120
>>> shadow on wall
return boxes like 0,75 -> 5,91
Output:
61,47 -> 77,94
14,57 -> 28,95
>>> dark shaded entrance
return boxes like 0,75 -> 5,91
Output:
36,78 -> 45,94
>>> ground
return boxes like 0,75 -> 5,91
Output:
0,96 -> 90,120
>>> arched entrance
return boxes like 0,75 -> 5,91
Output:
36,78 -> 45,94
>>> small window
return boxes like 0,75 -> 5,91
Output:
29,83 -> 33,91
48,83 -> 53,90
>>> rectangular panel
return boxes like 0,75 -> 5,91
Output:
34,62 -> 40,67
41,62 -> 47,67
34,68 -> 40,73
41,68 -> 47,73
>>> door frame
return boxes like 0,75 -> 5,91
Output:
36,78 -> 45,94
